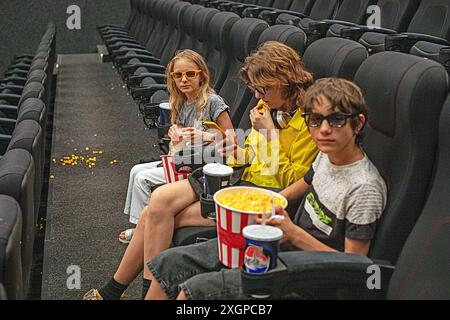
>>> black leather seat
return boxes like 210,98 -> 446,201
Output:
302,37 -> 369,81
329,0 -> 420,43
3,120 -> 44,223
299,0 -> 377,45
0,149 -> 35,297
359,0 -> 450,54
386,94 -> 450,299
217,18 -> 269,124
274,0 -> 339,28
0,195 -> 23,299
241,51 -> 449,299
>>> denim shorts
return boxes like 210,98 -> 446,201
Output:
147,239 -> 247,300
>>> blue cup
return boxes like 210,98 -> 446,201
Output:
159,102 -> 171,126
243,225 -> 283,274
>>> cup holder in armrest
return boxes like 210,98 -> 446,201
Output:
200,193 -> 216,220
241,258 -> 289,299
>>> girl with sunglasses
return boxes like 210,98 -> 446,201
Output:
83,42 -> 318,300
119,49 -> 233,243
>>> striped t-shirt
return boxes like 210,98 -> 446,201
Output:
294,152 -> 387,251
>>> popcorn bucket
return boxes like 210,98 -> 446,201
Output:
160,155 -> 189,183
213,187 -> 287,269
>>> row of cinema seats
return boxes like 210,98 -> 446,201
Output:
98,0 -> 450,131
97,0 -> 450,299
0,23 -> 57,300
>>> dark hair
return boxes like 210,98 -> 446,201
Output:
304,78 -> 368,145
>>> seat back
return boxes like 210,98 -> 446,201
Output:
354,52 -> 449,264
157,1 -> 191,66
375,0 -> 421,32
289,0 -> 316,15
387,94 -> 450,299
407,0 -> 450,40
217,18 -> 269,125
146,0 -> 176,57
206,12 -> 241,91
18,83 -> 45,106
151,0 -> 179,59
0,195 -> 23,299
0,149 -> 35,296
193,7 -> 220,57
303,37 -> 368,80
237,24 -> 308,130
6,120 -> 43,223
272,0 -> 293,10
177,4 -> 205,51
334,0 -> 377,24
307,0 -> 340,20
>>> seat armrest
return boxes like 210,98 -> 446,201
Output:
385,33 -> 449,53
1,76 -> 27,87
127,73 -> 166,88
116,55 -> 160,66
121,63 -> 166,78
0,117 -> 17,135
241,251 -> 392,299
111,48 -> 152,58
5,69 -> 28,77
340,26 -> 397,41
108,42 -> 146,51
0,85 -> 24,95
0,93 -> 21,105
230,4 -> 256,16
242,6 -> 271,18
131,85 -> 168,102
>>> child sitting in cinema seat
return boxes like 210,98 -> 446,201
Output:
119,49 -> 233,244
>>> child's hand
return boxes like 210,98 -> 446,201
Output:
179,127 -> 204,143
250,105 -> 276,132
168,124 -> 182,142
216,136 -> 238,158
256,206 -> 296,244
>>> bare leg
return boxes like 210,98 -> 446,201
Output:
143,179 -> 198,279
174,201 -> 216,229
113,207 -> 147,285
176,290 -> 189,300
144,279 -> 170,300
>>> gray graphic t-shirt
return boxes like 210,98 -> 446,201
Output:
295,152 -> 387,251
176,93 -> 229,130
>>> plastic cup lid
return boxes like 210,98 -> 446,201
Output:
159,102 -> 171,110
243,225 -> 283,242
203,163 -> 233,177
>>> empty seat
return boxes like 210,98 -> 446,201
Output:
0,195 -> 23,299
0,149 -> 35,297
329,0 -> 420,42
360,0 -> 450,54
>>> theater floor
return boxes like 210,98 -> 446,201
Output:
40,54 -> 160,300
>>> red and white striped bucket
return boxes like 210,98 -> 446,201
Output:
213,187 -> 287,269
161,155 -> 189,183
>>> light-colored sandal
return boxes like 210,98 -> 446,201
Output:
118,228 -> 135,244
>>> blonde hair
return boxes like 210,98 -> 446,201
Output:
240,41 -> 313,110
166,49 -> 214,124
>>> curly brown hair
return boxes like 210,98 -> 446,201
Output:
240,41 -> 313,110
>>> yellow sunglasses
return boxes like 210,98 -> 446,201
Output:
170,69 -> 202,80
